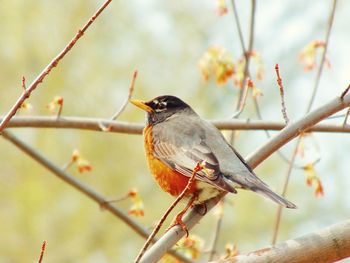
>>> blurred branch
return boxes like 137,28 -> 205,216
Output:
139,89 -> 350,262
4,116 -> 350,134
271,0 -> 338,245
208,201 -> 224,261
214,219 -> 350,263
341,85 -> 350,127
0,0 -> 113,133
232,0 -> 256,117
271,136 -> 300,245
111,70 -> 138,120
1,130 -> 191,263
343,107 -> 350,127
306,0 -> 338,113
231,0 -> 246,53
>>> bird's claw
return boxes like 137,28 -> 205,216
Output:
166,215 -> 189,237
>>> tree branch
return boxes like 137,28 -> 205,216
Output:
3,116 -> 350,134
215,219 -> 350,263
232,0 -> 256,117
111,70 -> 138,120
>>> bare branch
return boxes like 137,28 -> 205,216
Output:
214,219 -> 350,263
4,116 -> 350,134
230,0 -> 246,53
231,0 -> 256,118
271,137 -> 300,245
340,83 -> 350,100
208,201 -> 224,261
305,0 -> 337,113
111,70 -> 138,120
0,0 -> 113,133
343,107 -> 350,127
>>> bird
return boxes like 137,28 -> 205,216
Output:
130,95 -> 296,233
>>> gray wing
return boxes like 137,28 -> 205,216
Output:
151,118 -> 237,193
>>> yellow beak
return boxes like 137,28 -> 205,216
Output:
129,99 -> 153,113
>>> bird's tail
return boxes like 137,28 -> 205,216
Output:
252,185 -> 297,209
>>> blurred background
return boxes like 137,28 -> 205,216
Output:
0,0 -> 349,262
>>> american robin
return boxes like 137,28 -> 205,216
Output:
131,95 -> 296,232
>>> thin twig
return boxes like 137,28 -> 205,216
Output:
56,97 -> 64,119
4,116 -> 350,134
342,107 -> 350,127
305,0 -> 337,113
231,0 -> 246,54
22,76 -> 26,91
38,240 -> 46,263
1,130 -> 191,263
111,70 -> 138,120
271,0 -> 338,244
340,84 -> 350,100
232,0 -> 256,117
255,95 -> 299,166
62,159 -> 74,171
271,137 -> 300,245
208,201 -> 224,261
0,0 -> 113,133
134,163 -> 203,263
275,64 -> 290,124
140,88 -> 350,263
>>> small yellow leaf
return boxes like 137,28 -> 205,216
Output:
215,0 -> 228,16
20,101 -> 33,111
298,40 -> 330,71
198,46 -> 235,86
303,163 -> 324,197
47,96 -> 64,114
127,189 -> 145,217
221,243 -> 239,260
70,149 -> 93,174
176,235 -> 203,260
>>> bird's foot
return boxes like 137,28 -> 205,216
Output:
166,213 -> 189,237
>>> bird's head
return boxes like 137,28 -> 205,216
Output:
130,95 -> 193,124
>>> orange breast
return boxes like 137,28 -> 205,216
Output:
143,125 -> 196,197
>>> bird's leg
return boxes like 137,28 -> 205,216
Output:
166,194 -> 197,237
165,162 -> 204,237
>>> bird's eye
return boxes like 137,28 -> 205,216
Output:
155,101 -> 167,111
